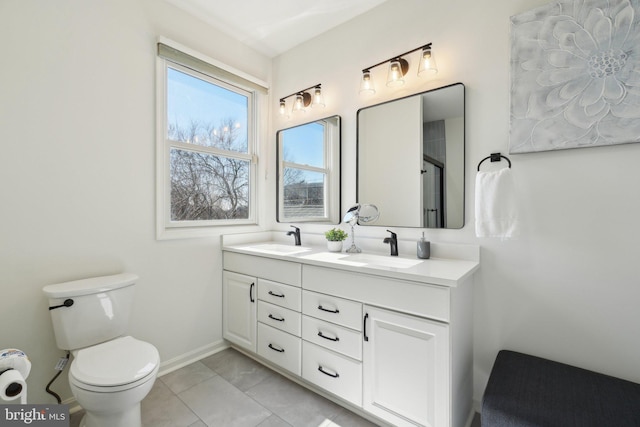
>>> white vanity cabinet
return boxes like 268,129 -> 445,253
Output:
223,252 -> 302,375
303,265 -> 467,427
222,244 -> 476,427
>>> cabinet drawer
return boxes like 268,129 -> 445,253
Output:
303,264 -> 450,322
224,252 -> 301,286
257,323 -> 301,375
257,279 -> 301,311
302,341 -> 362,407
302,315 -> 362,360
258,301 -> 301,336
302,290 -> 362,331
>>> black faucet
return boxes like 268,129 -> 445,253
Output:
287,226 -> 301,246
383,230 -> 398,256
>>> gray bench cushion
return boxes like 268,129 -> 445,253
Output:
482,350 -> 640,427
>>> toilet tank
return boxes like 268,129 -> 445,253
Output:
43,273 -> 138,351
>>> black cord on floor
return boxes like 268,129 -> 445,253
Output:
45,351 -> 70,404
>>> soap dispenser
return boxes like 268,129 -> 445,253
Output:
417,232 -> 430,259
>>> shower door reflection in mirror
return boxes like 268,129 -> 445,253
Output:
277,116 -> 341,223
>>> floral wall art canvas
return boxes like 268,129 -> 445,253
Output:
509,0 -> 640,153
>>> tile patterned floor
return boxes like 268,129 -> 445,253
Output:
70,346 -> 482,426
70,347 -> 379,427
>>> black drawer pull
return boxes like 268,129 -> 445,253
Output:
318,305 -> 339,314
268,314 -> 285,322
268,291 -> 285,298
317,331 -> 339,342
249,282 -> 255,303
318,366 -> 339,378
268,343 -> 285,353
363,313 -> 369,342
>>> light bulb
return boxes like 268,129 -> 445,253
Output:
359,70 -> 375,94
386,59 -> 406,87
292,93 -> 305,114
418,47 -> 438,76
311,86 -> 325,108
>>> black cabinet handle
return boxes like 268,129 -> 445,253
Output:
268,314 -> 285,322
318,305 -> 339,314
249,282 -> 255,303
268,291 -> 285,298
317,331 -> 339,342
268,343 -> 284,353
363,313 -> 369,342
318,366 -> 339,378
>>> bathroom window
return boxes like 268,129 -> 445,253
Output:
156,40 -> 267,238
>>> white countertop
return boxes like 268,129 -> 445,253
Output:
222,232 -> 479,287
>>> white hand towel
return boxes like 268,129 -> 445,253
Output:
475,168 -> 519,239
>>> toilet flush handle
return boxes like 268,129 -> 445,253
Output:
48,299 -> 74,310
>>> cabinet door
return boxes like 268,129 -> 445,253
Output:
363,306 -> 449,427
222,271 -> 257,352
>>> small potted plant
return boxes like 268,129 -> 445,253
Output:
324,228 -> 348,252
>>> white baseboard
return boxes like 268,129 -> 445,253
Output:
157,339 -> 228,377
67,339 -> 229,414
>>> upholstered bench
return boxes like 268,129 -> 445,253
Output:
482,350 -> 640,427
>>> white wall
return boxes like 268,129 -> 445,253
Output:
271,0 -> 640,405
3,0 -> 640,410
0,0 -> 270,404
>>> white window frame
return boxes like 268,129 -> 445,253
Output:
277,116 -> 341,223
155,38 -> 266,239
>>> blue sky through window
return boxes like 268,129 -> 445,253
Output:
167,67 -> 248,151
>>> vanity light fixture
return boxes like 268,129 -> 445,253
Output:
360,43 -> 436,93
279,100 -> 289,119
311,86 -> 325,108
386,58 -> 408,87
292,93 -> 307,114
359,70 -> 375,94
279,84 -> 324,117
417,45 -> 438,76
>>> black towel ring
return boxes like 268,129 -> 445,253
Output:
477,152 -> 512,171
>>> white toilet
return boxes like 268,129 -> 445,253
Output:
43,273 -> 159,427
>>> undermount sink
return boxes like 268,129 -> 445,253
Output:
242,243 -> 311,255
342,253 -> 423,269
300,252 -> 423,269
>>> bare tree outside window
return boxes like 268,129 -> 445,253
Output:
158,51 -> 258,236
169,118 -> 250,221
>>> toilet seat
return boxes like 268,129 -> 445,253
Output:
70,336 -> 159,392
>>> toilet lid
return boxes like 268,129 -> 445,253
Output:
70,336 -> 159,387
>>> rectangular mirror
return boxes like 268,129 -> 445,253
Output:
277,115 -> 341,223
357,83 -> 465,228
